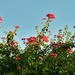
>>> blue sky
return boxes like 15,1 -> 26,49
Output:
0,0 -> 75,49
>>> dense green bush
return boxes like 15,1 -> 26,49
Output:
0,13 -> 75,75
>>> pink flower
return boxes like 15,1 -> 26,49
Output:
57,35 -> 62,39
68,48 -> 73,54
35,26 -> 38,28
15,25 -> 20,28
46,13 -> 55,19
8,42 -> 15,46
26,36 -> 38,44
26,41 -> 37,44
13,45 -> 16,49
14,41 -> 18,45
49,20 -> 52,22
0,17 -> 2,20
51,42 -> 58,47
17,66 -> 21,69
8,41 -> 18,46
50,53 -> 57,58
41,35 -> 49,42
42,18 -> 46,20
0,17 -> 2,23
16,57 -> 21,60
27,37 -> 37,42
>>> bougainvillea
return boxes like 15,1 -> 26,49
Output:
0,13 -> 75,75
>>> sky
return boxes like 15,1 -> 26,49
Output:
0,0 -> 75,49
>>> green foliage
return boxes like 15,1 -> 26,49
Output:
0,14 -> 75,75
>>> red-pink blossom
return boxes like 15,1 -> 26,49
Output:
8,42 -> 15,45
8,41 -> 18,47
0,17 -> 2,23
16,57 -> 21,60
68,48 -> 73,54
0,17 -> 2,20
51,42 -> 58,47
50,53 -> 57,58
49,20 -> 52,22
26,36 -> 38,44
35,26 -> 38,28
27,37 -> 37,42
13,45 -> 16,49
41,35 -> 49,42
57,35 -> 62,39
46,13 -> 55,19
15,25 -> 20,28
17,66 -> 21,69
42,18 -> 46,20
26,41 -> 37,44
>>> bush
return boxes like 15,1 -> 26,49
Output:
0,13 -> 75,75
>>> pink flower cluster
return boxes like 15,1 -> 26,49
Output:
57,35 -> 62,39
41,35 -> 49,42
51,42 -> 65,48
50,53 -> 57,58
46,13 -> 55,19
26,36 -> 38,44
68,48 -> 73,54
8,41 -> 18,49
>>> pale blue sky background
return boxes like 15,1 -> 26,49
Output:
0,0 -> 75,49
